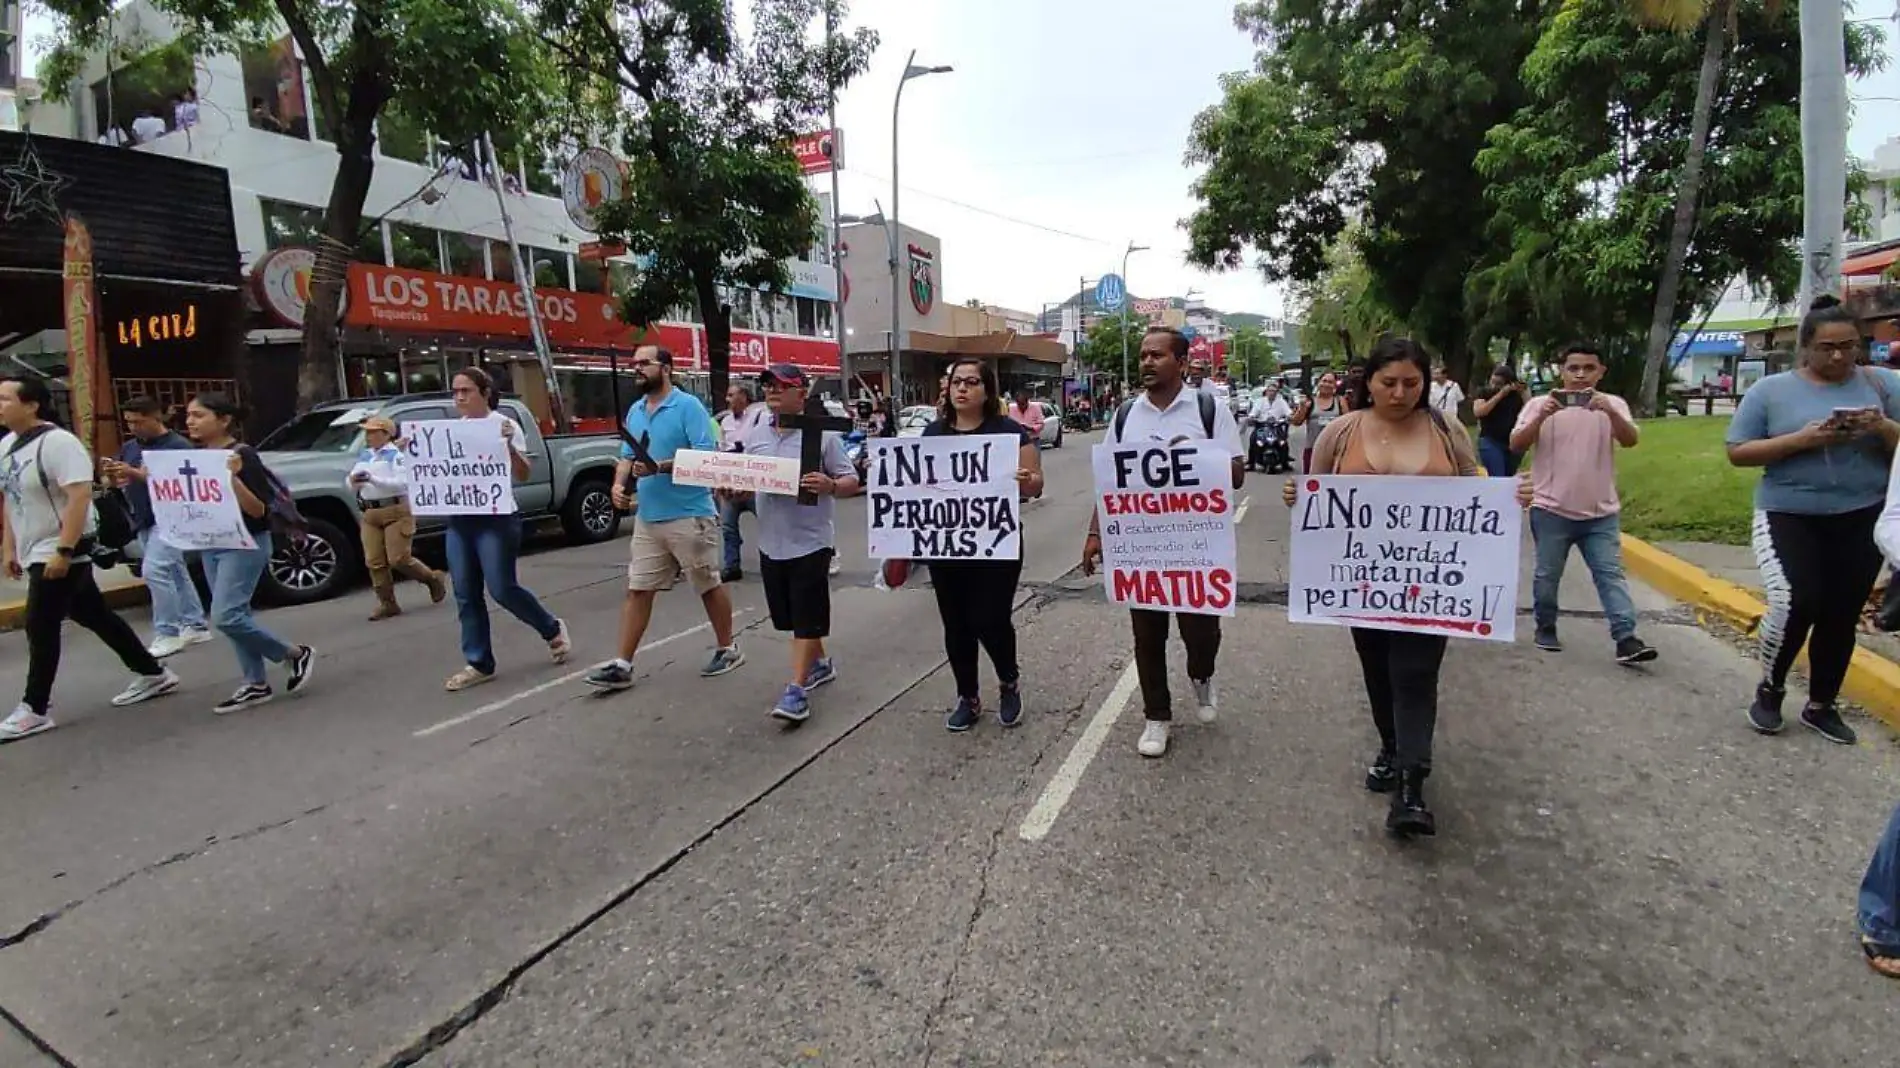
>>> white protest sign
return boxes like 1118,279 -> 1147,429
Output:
404,420 -> 518,517
148,450 -> 256,551
1288,475 -> 1521,642
672,448 -> 802,496
1091,441 -> 1238,616
867,435 -> 1021,560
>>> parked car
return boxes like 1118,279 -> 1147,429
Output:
1035,400 -> 1063,448
123,394 -> 627,606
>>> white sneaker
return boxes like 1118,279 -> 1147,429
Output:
829,556 -> 842,576
0,704 -> 55,742
111,669 -> 180,707
147,634 -> 189,659
181,627 -> 213,646
1191,677 -> 1218,724
548,619 -> 572,664
1137,720 -> 1170,758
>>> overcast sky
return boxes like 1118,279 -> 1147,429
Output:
24,2 -> 1900,319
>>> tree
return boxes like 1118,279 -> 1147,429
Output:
1185,0 -> 1549,389
1293,228 -> 1402,366
38,0 -> 560,408
534,0 -> 877,409
1227,324 -> 1278,384
1076,310 -> 1152,381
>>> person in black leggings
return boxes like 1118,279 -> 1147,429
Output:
1728,296 -> 1900,745
925,357 -> 1044,733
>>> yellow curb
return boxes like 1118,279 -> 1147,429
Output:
1621,533 -> 1900,734
0,579 -> 149,632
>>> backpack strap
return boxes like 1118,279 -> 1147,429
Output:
1112,397 -> 1137,442
1198,389 -> 1217,439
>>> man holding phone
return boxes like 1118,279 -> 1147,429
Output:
1510,341 -> 1658,665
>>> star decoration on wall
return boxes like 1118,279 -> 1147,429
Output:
0,137 -> 73,227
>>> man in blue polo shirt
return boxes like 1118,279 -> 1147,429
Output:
585,345 -> 744,691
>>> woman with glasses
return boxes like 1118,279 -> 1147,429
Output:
1727,296 -> 1900,745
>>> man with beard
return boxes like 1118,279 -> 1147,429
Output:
1083,329 -> 1244,758
584,346 -> 743,692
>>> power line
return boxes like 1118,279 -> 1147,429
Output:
839,166 -> 1119,247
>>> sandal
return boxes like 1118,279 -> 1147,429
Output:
1861,937 -> 1900,979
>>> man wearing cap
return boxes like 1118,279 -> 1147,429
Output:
741,364 -> 861,722
347,415 -> 447,620
585,344 -> 743,692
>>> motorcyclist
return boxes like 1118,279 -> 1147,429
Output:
1249,381 -> 1293,425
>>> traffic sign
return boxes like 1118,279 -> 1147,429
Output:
1180,324 -> 1199,341
1095,273 -> 1126,311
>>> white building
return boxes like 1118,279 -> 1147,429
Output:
0,0 -> 23,130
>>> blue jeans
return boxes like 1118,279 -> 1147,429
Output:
1859,799 -> 1900,949
446,515 -> 560,674
720,494 -> 756,573
138,527 -> 206,636
1530,508 -> 1639,641
202,532 -> 292,685
1477,437 -> 1521,477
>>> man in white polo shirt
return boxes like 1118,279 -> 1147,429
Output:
1082,328 -> 1245,758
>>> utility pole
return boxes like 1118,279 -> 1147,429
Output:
825,11 -> 848,395
483,131 -> 567,432
1799,0 -> 1848,309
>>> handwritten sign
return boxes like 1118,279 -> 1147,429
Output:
1289,475 -> 1521,642
405,420 -> 517,516
867,435 -> 1021,560
672,448 -> 802,496
1091,441 -> 1236,616
148,450 -> 255,550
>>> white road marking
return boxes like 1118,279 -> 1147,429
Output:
1018,658 -> 1140,843
1235,494 -> 1252,526
413,616 -> 739,738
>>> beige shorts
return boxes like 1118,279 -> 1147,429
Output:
627,516 -> 723,594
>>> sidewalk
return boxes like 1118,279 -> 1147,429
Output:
1659,538 -> 1900,665
0,565 -> 147,631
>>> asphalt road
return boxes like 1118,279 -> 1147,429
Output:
3,426 -> 1898,1068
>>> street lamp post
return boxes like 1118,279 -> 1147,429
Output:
838,208 -> 888,396
1120,241 -> 1149,390
890,49 -> 953,405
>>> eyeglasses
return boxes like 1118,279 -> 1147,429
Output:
1813,339 -> 1863,355
949,376 -> 984,389
629,359 -> 659,369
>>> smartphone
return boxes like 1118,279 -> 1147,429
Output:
1556,390 -> 1593,408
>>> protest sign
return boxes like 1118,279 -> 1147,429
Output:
148,450 -> 255,550
1091,441 -> 1237,616
405,420 -> 517,516
1288,475 -> 1521,642
672,448 -> 802,496
867,435 -> 1021,560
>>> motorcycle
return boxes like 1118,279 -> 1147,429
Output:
1063,408 -> 1094,433
1248,416 -> 1292,474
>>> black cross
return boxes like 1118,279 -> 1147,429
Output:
775,396 -> 854,505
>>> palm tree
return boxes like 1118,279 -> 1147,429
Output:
1631,0 -> 1736,417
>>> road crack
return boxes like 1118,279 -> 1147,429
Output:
919,823 -> 1004,1068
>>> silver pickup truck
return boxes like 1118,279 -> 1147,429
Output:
242,394 -> 625,604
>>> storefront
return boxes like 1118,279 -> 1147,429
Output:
0,130 -> 243,451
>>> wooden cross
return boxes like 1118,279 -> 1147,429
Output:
775,395 -> 854,505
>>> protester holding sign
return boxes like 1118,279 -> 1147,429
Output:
184,394 -> 318,715
1288,337 -> 1528,838
922,357 -> 1042,732
586,346 -> 743,693
738,365 -> 861,722
440,369 -> 571,692
1082,327 -> 1244,759
102,396 -> 209,658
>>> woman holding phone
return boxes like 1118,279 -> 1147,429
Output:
1727,296 -> 1900,745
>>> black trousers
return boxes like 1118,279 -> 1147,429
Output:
23,560 -> 164,715
1350,627 -> 1448,773
1754,506 -> 1884,706
931,559 -> 1023,698
1130,609 -> 1221,722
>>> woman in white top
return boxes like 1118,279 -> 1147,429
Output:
348,415 -> 446,621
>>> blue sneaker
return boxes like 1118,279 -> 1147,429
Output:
804,657 -> 837,690
771,684 -> 810,723
997,681 -> 1023,728
946,696 -> 981,733
701,643 -> 746,677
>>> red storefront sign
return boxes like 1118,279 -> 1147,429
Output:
767,332 -> 842,372
791,129 -> 841,175
344,264 -> 644,349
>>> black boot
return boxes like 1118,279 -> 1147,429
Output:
1365,750 -> 1398,793
1386,768 -> 1436,838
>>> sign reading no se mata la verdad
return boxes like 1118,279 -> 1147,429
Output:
403,420 -> 518,517
867,435 -> 1022,561
1287,475 -> 1522,642
147,450 -> 256,551
1091,441 -> 1238,616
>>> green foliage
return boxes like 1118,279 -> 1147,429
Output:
1185,0 -> 1548,386
534,0 -> 877,399
1294,227 -> 1404,365
1226,324 -> 1277,383
1615,416 -> 1759,545
1076,311 -> 1152,379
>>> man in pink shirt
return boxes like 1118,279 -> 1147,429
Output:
1008,389 -> 1046,445
1510,341 -> 1658,665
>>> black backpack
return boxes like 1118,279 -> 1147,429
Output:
5,425 -> 134,566
1112,389 -> 1218,442
236,445 -> 309,546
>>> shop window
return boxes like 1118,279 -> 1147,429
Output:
528,248 -> 568,289
0,0 -> 17,92
90,44 -> 193,144
389,223 -> 442,272
816,300 -> 835,339
573,255 -> 604,295
240,36 -> 312,139
261,198 -> 324,250
795,296 -> 818,337
488,240 -> 517,283
376,106 -> 431,164
728,288 -> 755,330
446,233 -> 486,278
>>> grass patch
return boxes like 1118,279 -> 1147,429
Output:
1615,416 -> 1757,546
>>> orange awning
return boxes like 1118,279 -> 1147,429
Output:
1844,246 -> 1899,278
